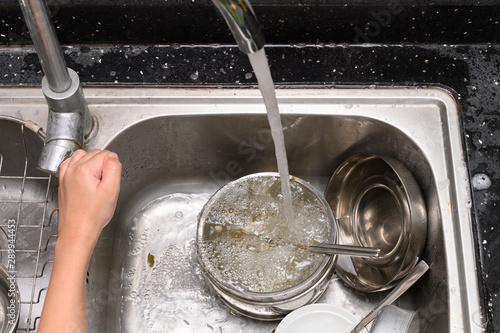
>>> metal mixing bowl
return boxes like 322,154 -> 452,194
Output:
197,172 -> 337,320
324,154 -> 427,292
0,265 -> 20,333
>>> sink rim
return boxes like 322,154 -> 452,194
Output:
0,85 -> 482,332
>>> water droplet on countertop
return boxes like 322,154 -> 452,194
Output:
472,173 -> 491,191
190,71 -> 199,81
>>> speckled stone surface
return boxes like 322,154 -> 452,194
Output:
0,1 -> 499,332
1,1 -> 500,45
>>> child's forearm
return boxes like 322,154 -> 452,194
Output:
38,236 -> 95,333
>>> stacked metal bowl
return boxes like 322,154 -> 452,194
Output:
196,154 -> 427,320
325,154 -> 427,292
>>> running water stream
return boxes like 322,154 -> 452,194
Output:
247,48 -> 295,228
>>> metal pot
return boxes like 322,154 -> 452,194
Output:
196,173 -> 337,320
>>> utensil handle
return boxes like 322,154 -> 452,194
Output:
307,244 -> 381,257
350,260 -> 430,333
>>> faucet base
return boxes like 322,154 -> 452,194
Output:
37,68 -> 94,175
84,112 -> 99,146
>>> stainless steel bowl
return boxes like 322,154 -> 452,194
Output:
0,265 -> 20,333
197,172 -> 337,320
325,154 -> 427,292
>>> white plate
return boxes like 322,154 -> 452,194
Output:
275,304 -> 368,333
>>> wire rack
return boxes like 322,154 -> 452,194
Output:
0,117 -> 58,332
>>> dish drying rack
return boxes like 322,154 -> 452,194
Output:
0,117 -> 58,332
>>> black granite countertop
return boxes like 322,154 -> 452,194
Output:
0,1 -> 499,332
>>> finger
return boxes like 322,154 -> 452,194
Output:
67,149 -> 88,167
99,152 -> 122,196
77,150 -> 113,181
58,157 -> 70,180
72,149 -> 103,166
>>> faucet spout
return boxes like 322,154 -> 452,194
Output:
211,0 -> 265,54
19,0 -> 94,175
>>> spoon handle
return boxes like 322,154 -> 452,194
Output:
307,243 -> 381,257
350,260 -> 430,333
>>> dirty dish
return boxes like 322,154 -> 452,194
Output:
325,154 -> 427,292
197,172 -> 337,320
275,303 -> 368,333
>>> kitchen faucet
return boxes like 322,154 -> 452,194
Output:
19,0 -> 264,175
19,0 -> 94,175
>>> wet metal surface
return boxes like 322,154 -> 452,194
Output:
0,117 -> 58,332
0,86 -> 481,331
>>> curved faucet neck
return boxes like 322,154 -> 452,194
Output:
211,0 -> 265,54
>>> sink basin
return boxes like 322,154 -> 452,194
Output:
0,87 -> 482,332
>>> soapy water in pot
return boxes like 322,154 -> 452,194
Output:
199,175 -> 333,293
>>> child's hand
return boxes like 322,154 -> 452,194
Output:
39,150 -> 121,333
57,149 -> 122,246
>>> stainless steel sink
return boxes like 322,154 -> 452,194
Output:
0,87 -> 482,332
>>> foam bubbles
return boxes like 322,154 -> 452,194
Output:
199,176 -> 332,293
